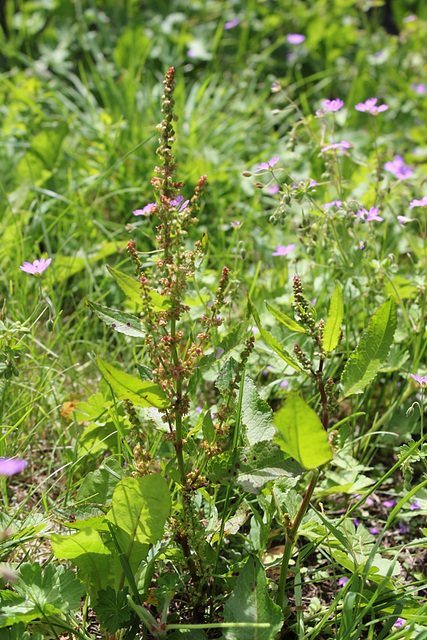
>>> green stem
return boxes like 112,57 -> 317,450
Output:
276,469 -> 320,608
170,316 -> 186,486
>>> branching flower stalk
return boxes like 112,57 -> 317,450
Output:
277,275 -> 339,608
126,68 -> 231,581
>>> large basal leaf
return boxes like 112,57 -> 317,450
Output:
0,563 -> 84,627
86,299 -> 145,338
207,441 -> 303,494
322,282 -> 343,354
97,357 -> 170,408
340,298 -> 397,397
77,459 -> 124,505
273,393 -> 333,469
105,474 -> 170,545
241,376 -> 275,445
106,265 -> 170,311
265,301 -> 307,334
249,300 -> 303,373
224,557 -> 283,640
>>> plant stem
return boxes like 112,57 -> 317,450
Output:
276,469 -> 320,608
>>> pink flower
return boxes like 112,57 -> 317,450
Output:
397,215 -> 412,224
170,195 -> 190,212
280,380 -> 289,389
287,34 -> 305,44
411,373 -> 427,385
384,156 -> 414,180
369,526 -> 379,535
133,203 -> 156,216
338,576 -> 349,587
409,500 -> 421,511
231,220 -> 242,229
20,257 -> 52,275
272,244 -> 295,257
383,499 -> 396,508
224,18 -> 240,29
322,200 -> 342,210
256,156 -> 280,171
355,98 -> 388,115
268,184 -> 280,195
394,618 -> 407,629
411,83 -> 426,94
356,207 -> 383,222
409,196 -> 427,208
321,141 -> 351,153
322,99 -> 344,112
0,458 -> 27,477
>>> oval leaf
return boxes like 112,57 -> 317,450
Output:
249,300 -> 303,373
106,265 -> 170,311
106,475 -> 170,545
265,301 -> 307,334
273,392 -> 333,469
340,298 -> 397,397
97,356 -> 170,408
322,283 -> 343,354
87,299 -> 145,337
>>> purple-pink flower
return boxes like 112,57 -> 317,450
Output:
369,526 -> 379,535
397,215 -> 412,224
411,373 -> 427,385
224,17 -> 240,29
355,98 -> 388,115
280,380 -> 289,389
231,220 -> 242,229
322,99 -> 344,112
411,83 -> 426,94
272,244 -> 295,257
394,618 -> 407,629
410,500 -> 421,511
384,155 -> 414,180
133,203 -> 156,216
321,141 -> 351,153
256,156 -> 280,172
383,499 -> 396,508
398,521 -> 410,534
322,200 -> 342,210
0,458 -> 27,477
20,257 -> 52,275
268,184 -> 280,195
287,34 -> 305,44
356,207 -> 383,222
170,195 -> 190,212
409,196 -> 427,209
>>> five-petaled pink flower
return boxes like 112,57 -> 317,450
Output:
409,196 -> 427,209
322,99 -> 344,112
20,257 -> 52,275
384,156 -> 414,180
272,244 -> 295,257
321,141 -> 351,153
355,98 -> 388,115
256,156 -> 280,172
170,195 -> 190,212
411,373 -> 427,385
287,34 -> 305,44
356,207 -> 383,222
411,83 -> 426,94
133,203 -> 156,216
0,457 -> 27,477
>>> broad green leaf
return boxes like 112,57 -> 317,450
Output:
106,475 -> 170,545
94,586 -> 133,634
265,301 -> 307,334
97,357 -> 170,408
224,556 -> 283,640
77,459 -> 124,505
86,299 -> 145,338
273,393 -> 333,469
51,528 -> 112,595
196,317 -> 249,369
340,298 -> 397,397
322,283 -> 343,354
249,301 -> 303,373
74,392 -> 109,422
106,265 -> 170,311
207,441 -> 303,494
17,122 -> 68,184
241,376 -> 275,445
